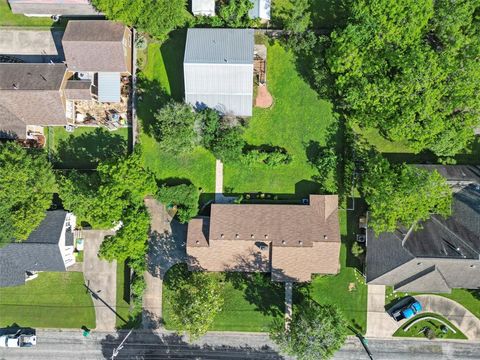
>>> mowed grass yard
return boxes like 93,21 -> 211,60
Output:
307,208 -> 368,335
46,126 -> 130,169
163,268 -> 284,332
138,31 -> 335,198
0,272 -> 95,329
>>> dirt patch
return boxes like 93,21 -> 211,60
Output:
255,84 -> 273,108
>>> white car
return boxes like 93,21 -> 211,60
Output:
0,332 -> 36,348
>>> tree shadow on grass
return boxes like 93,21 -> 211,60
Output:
52,127 -> 127,169
136,76 -> 170,137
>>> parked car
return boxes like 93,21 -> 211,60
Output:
0,331 -> 36,348
356,215 -> 367,243
391,299 -> 422,322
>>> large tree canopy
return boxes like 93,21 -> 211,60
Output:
361,153 -> 452,233
91,0 -> 186,40
270,301 -> 348,360
327,0 -> 480,156
0,143 -> 55,244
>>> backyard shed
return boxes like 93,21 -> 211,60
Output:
249,0 -> 271,20
183,28 -> 254,117
192,0 -> 215,16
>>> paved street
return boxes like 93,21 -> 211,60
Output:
1,329 -> 479,360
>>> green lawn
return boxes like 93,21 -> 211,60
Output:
393,312 -> 467,340
138,33 -> 336,199
0,0 -> 55,27
224,42 -> 336,196
46,126 -> 130,169
307,208 -> 368,335
0,272 -> 95,329
138,34 -> 216,193
386,287 -> 480,322
116,260 -> 131,328
353,124 -> 480,164
163,269 -> 284,332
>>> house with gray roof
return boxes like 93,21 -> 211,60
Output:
0,210 -> 77,287
366,165 -> 480,293
184,28 -> 254,117
8,0 -> 102,17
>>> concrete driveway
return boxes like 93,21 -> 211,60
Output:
415,294 -> 480,340
0,29 -> 64,62
83,230 -> 117,331
366,285 -> 402,338
143,197 -> 187,329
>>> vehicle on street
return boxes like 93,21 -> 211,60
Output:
0,331 -> 37,348
392,299 -> 422,321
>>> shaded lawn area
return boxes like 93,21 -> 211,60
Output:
224,42 -> 336,196
386,286 -> 480,322
115,260 -> 142,329
353,124 -> 480,164
393,312 -> 467,340
307,208 -> 368,335
0,0 -> 54,27
0,272 -> 95,329
163,269 -> 284,332
272,0 -> 349,29
46,126 -> 130,169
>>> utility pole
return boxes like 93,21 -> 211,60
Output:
111,329 -> 133,360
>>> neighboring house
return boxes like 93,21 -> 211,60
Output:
187,195 -> 341,282
7,0 -> 102,16
249,0 -> 271,21
0,211 -> 76,287
366,165 -> 480,293
184,28 -> 254,117
0,20 -> 132,141
191,0 -> 215,16
0,63 -> 68,140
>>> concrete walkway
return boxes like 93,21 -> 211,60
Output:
143,197 -> 187,329
215,159 -> 235,203
366,285 -> 401,338
415,295 -> 480,341
83,230 -> 117,331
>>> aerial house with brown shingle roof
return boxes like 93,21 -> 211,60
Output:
187,195 -> 341,282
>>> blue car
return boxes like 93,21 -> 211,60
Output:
392,299 -> 422,321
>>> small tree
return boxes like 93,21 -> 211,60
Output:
211,127 -> 245,162
165,264 -> 224,341
351,242 -> 365,258
157,184 -> 200,223
0,142 -> 55,244
270,300 -> 348,360
153,101 -> 199,154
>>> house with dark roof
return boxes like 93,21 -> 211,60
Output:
0,20 -> 132,142
187,195 -> 341,282
184,28 -> 254,117
366,165 -> 480,293
8,0 -> 102,17
0,210 -> 77,287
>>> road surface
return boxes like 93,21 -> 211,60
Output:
0,329 -> 479,360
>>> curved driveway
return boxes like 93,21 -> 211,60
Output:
415,295 -> 480,341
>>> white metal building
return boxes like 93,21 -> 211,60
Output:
184,28 -> 254,117
191,0 -> 215,16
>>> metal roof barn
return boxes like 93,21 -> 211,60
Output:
97,72 -> 120,103
184,28 -> 254,117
